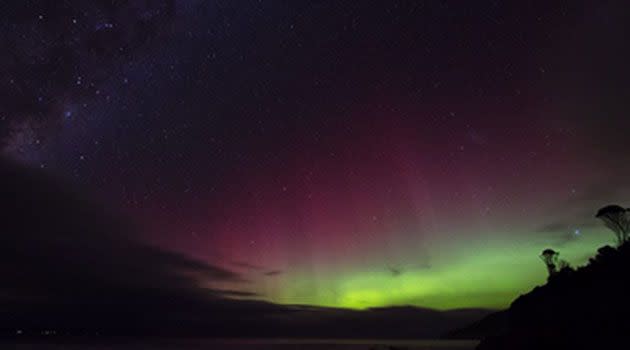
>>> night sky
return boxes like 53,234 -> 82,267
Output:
2,1 -> 630,312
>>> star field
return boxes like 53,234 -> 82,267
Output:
2,1 -> 630,310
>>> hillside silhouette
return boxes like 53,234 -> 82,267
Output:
446,204 -> 630,349
452,240 -> 630,349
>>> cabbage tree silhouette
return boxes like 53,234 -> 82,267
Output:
539,248 -> 558,278
596,205 -> 630,246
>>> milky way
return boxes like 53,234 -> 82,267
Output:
2,1 -> 630,309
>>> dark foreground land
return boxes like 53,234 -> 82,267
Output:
449,241 -> 630,349
0,338 -> 478,350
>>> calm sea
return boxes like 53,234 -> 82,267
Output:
7,339 -> 478,350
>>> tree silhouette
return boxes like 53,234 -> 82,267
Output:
539,248 -> 559,277
595,205 -> 630,246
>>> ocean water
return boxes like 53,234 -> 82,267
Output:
8,339 -> 478,350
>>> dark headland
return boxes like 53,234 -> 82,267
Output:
447,238 -> 630,349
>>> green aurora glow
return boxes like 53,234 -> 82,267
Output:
249,228 -> 612,310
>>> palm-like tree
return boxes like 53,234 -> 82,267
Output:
540,248 -> 559,277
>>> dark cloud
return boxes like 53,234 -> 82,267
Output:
232,261 -> 264,271
0,157 -> 257,332
535,220 -> 589,247
387,266 -> 403,277
263,270 -> 283,277
0,157 -> 242,301
0,158 -> 487,337
533,180 -> 630,247
536,222 -> 576,234
207,289 -> 260,298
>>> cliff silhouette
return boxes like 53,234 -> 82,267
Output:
453,241 -> 630,349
